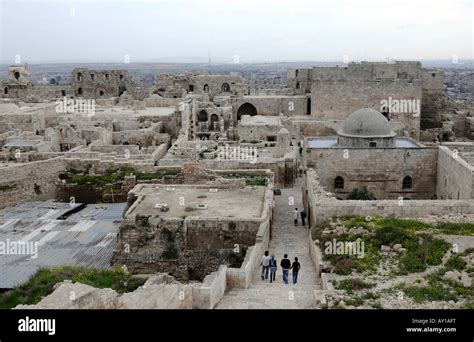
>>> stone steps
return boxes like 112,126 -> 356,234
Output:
216,178 -> 321,309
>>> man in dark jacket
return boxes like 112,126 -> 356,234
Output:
280,254 -> 291,284
300,209 -> 307,226
292,257 -> 301,284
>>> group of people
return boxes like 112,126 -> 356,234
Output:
293,208 -> 307,226
260,251 -> 301,284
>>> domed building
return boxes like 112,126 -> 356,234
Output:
305,107 -> 438,200
337,108 -> 396,148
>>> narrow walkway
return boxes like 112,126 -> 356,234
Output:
216,179 -> 320,309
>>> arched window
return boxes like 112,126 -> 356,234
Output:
4,87 -> 8,95
221,83 -> 230,92
295,69 -> 299,77
198,110 -> 208,122
14,71 -> 20,80
296,82 -> 301,89
99,90 -> 105,96
203,84 -> 209,92
402,176 -> 412,189
77,87 -> 83,95
334,176 -> 344,189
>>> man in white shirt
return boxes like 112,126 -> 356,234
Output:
260,250 -> 271,280
294,208 -> 299,226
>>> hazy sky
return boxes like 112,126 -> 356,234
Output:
0,0 -> 472,63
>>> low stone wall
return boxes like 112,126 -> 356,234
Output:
226,218 -> 271,289
305,167 -> 474,226
192,265 -> 227,309
15,271 -> 226,309
308,230 -> 323,277
314,199 -> 474,225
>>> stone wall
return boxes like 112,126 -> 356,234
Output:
436,145 -> 474,199
232,95 -> 308,118
306,146 -> 438,199
311,79 -> 422,136
0,157 -> 66,208
305,168 -> 474,226
192,265 -> 227,309
16,270 -> 227,309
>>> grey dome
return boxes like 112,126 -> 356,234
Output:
338,108 -> 396,138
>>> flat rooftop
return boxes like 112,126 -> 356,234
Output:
239,115 -> 281,127
128,184 -> 266,220
0,200 -> 126,288
94,106 -> 175,117
4,140 -> 42,148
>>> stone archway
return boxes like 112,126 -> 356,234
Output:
221,82 -> 230,92
237,103 -> 257,121
210,114 -> 219,131
198,110 -> 208,122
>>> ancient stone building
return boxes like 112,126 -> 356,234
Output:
72,68 -> 137,99
154,71 -> 249,98
306,108 -> 438,200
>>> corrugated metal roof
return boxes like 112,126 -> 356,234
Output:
0,200 -> 126,288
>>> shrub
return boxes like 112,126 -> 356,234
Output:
336,278 -> 375,293
161,228 -> 176,243
372,226 -> 415,248
135,215 -> 150,227
161,244 -> 179,259
401,284 -> 457,303
334,258 -> 355,275
346,187 -> 376,200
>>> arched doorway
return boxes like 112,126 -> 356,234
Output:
210,114 -> 219,131
77,87 -> 83,96
118,86 -> 127,96
4,87 -> 8,95
203,84 -> 209,92
237,103 -> 257,121
197,110 -> 208,122
221,83 -> 230,92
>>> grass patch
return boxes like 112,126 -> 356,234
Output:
0,266 -> 145,309
445,254 -> 467,271
399,283 -> 457,303
246,177 -> 266,186
335,278 -> 375,293
435,222 -> 474,236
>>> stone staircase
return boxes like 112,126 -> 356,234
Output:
216,178 -> 321,309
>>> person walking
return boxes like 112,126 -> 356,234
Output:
280,254 -> 291,284
269,254 -> 277,283
260,250 -> 270,280
293,208 -> 298,226
292,257 -> 301,284
300,209 -> 307,226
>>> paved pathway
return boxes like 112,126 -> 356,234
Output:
216,178 -> 320,309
